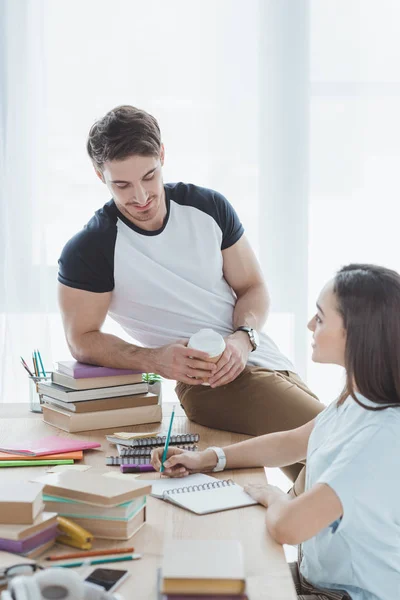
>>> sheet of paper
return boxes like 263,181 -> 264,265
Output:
46,464 -> 91,473
102,471 -> 140,481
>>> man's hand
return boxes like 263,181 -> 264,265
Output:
153,340 -> 217,384
244,483 -> 289,508
151,447 -> 218,477
208,331 -> 251,388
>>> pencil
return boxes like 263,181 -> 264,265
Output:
32,352 -> 38,377
160,404 -> 175,473
56,554 -> 141,568
45,547 -> 134,561
36,349 -> 46,377
20,357 -> 34,377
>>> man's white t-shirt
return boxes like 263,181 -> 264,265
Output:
302,393 -> 400,600
58,182 -> 294,372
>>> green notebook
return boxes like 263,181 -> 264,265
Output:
0,459 -> 74,467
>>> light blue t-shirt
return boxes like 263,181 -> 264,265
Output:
300,393 -> 400,600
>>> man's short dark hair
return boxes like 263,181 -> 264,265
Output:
87,105 -> 161,171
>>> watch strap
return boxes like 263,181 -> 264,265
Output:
209,446 -> 226,472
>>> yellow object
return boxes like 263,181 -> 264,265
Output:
56,516 -> 93,550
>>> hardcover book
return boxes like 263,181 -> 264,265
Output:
56,361 -> 142,379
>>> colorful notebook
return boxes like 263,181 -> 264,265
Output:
0,436 -> 101,457
144,474 -> 257,515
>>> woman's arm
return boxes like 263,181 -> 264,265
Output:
246,482 -> 343,545
222,418 -> 316,469
151,418 -> 316,475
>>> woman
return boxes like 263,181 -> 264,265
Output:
152,264 -> 400,600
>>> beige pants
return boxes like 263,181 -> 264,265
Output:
175,366 -> 324,490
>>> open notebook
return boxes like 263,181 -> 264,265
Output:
144,474 -> 257,515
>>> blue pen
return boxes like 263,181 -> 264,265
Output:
160,405 -> 175,473
36,349 -> 46,377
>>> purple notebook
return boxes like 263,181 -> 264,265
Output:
0,524 -> 58,554
56,361 -> 142,379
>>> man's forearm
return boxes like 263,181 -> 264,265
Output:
69,330 -> 157,373
232,282 -> 269,331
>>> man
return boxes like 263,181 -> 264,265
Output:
58,105 -> 323,492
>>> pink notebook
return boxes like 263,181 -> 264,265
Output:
0,436 -> 101,457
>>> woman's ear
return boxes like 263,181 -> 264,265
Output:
160,144 -> 165,166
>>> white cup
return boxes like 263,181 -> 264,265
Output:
187,329 -> 226,384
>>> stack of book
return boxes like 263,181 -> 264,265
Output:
159,540 -> 248,599
0,482 -> 58,558
40,361 -> 162,432
36,470 -> 152,540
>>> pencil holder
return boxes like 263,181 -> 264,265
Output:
28,372 -> 52,413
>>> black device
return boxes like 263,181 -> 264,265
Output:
85,568 -> 130,592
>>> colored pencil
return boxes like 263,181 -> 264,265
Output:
20,356 -> 34,377
160,404 -> 175,473
36,349 -> 46,376
45,547 -> 134,561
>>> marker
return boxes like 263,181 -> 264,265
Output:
120,464 -> 155,474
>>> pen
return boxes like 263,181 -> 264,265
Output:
160,404 -> 175,473
120,464 -> 155,473
45,547 -> 134,561
36,349 -> 46,377
20,356 -> 34,377
56,554 -> 142,568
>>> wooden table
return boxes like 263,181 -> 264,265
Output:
0,404 -> 296,599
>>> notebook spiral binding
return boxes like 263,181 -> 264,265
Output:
118,444 -> 198,458
163,479 -> 235,496
129,433 -> 199,447
106,445 -> 198,466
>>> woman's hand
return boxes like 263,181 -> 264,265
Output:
151,446 -> 218,477
244,483 -> 288,508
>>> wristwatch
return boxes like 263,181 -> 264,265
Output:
234,326 -> 260,352
209,447 -> 227,472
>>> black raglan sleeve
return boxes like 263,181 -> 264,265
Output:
211,190 -> 244,250
58,207 -> 117,293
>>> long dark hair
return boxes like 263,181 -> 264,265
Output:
334,264 -> 400,410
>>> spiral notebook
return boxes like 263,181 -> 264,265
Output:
117,444 -> 198,457
144,474 -> 258,515
107,433 -> 199,448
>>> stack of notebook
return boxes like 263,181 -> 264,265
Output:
106,434 -> 200,468
0,436 -> 101,469
40,361 -> 162,432
159,540 -> 248,599
36,470 -> 152,540
0,482 -> 58,558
